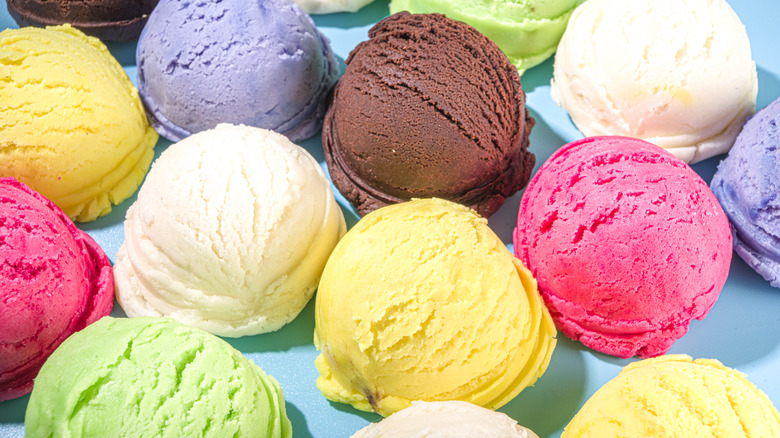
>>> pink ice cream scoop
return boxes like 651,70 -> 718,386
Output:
513,136 -> 731,359
0,177 -> 114,401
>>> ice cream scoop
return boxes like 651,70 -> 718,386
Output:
712,97 -> 780,288
0,25 -> 158,222
136,0 -> 338,142
292,0 -> 375,14
7,0 -> 158,41
315,198 -> 556,416
514,136 -> 732,358
351,401 -> 539,437
551,0 -> 757,163
563,355 -> 780,437
389,0 -> 584,73
25,317 -> 292,437
323,12 -> 535,218
0,178 -> 113,402
115,124 -> 346,337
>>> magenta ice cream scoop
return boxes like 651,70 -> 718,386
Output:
136,0 -> 337,142
0,177 -> 114,401
514,136 -> 732,359
712,97 -> 780,288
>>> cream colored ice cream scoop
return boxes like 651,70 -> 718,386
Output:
314,198 -> 556,416
115,124 -> 345,337
551,0 -> 757,163
351,401 -> 539,437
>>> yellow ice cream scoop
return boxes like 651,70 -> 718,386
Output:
314,198 -> 557,416
564,354 -> 780,437
0,25 -> 157,222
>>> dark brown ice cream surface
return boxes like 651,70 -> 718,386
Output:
323,11 -> 534,218
7,0 -> 158,41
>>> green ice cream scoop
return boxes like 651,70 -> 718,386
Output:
25,317 -> 292,438
389,0 -> 585,73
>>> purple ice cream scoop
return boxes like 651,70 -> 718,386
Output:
136,0 -> 338,142
712,96 -> 780,288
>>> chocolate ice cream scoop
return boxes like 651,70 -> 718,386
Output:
323,12 -> 534,218
7,0 -> 158,41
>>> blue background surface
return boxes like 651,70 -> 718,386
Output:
1,0 -> 779,436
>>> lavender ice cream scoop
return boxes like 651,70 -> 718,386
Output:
712,96 -> 780,288
136,0 -> 338,142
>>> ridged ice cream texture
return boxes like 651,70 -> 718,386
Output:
0,177 -> 113,402
551,0 -> 757,163
350,401 -> 539,437
389,0 -> 584,73
314,198 -> 557,416
712,97 -> 780,288
25,317 -> 292,438
323,12 -> 535,219
514,136 -> 732,359
115,124 -> 346,337
0,25 -> 158,222
563,355 -> 780,437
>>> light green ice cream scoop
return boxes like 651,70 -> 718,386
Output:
25,317 -> 292,438
389,0 -> 586,74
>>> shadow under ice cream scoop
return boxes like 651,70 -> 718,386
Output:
0,178 -> 113,402
323,12 -> 535,218
712,97 -> 780,288
514,136 -> 732,359
136,0 -> 338,142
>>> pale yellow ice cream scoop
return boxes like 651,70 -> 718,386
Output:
314,198 -> 557,416
563,354 -> 780,437
0,25 -> 157,222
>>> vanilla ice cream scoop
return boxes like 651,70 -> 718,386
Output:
351,401 -> 539,437
551,0 -> 757,163
314,198 -> 556,416
115,124 -> 346,337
